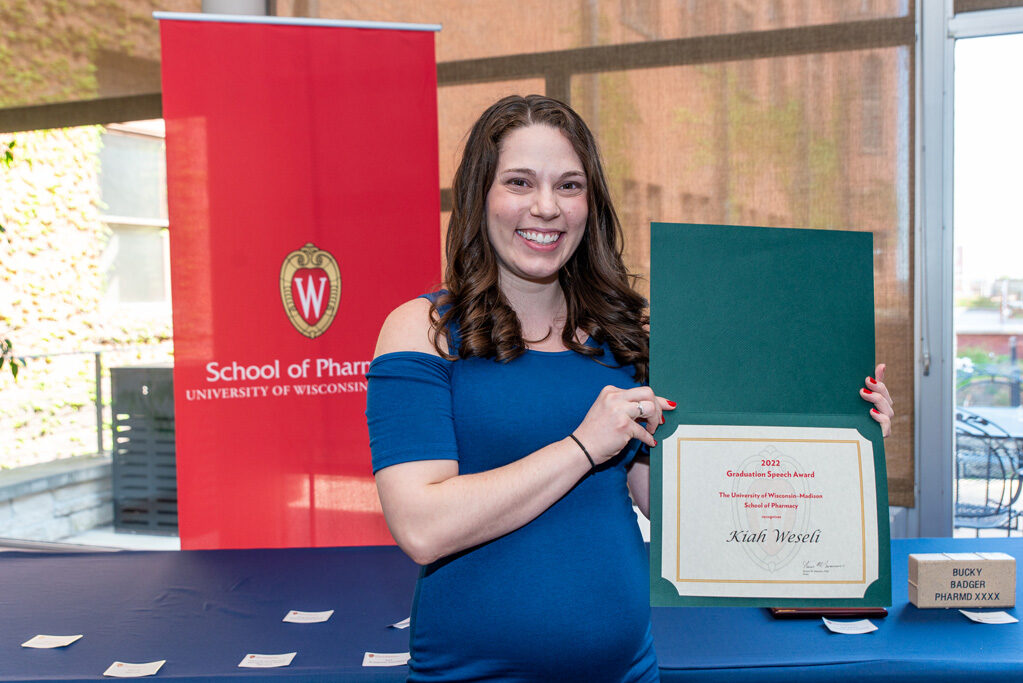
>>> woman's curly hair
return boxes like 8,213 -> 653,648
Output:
431,94 -> 649,382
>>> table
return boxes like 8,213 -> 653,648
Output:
1,547 -> 416,682
656,537 -> 1022,682
965,406 -> 1023,438
1,538 -> 1021,681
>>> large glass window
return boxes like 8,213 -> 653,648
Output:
282,0 -> 917,507
99,126 -> 167,221
275,0 -> 909,61
99,122 -> 170,312
0,120 -> 174,549
103,224 -> 169,304
953,32 -> 1023,537
0,1 -> 920,548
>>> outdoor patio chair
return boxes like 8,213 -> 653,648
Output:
954,408 -> 1023,536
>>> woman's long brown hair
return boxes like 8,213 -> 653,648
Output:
431,94 -> 649,382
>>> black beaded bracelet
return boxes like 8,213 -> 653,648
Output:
568,433 -> 596,469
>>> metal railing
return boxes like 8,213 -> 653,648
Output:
0,344 -> 173,467
14,350 -> 106,454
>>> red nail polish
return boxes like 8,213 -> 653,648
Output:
868,376 -> 876,384
653,439 -> 658,447
666,400 -> 677,408
660,415 -> 665,424
871,408 -> 880,414
863,388 -> 873,394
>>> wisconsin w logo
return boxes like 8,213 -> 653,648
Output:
280,243 -> 341,339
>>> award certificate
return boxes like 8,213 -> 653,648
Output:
661,424 -> 878,599
649,223 -> 891,607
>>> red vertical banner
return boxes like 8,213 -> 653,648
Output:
159,16 -> 441,549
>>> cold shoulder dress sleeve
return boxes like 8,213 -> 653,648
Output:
365,294 -> 658,683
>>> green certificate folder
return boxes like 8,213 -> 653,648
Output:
649,223 -> 891,608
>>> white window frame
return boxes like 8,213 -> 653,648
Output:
100,220 -> 172,316
98,122 -> 171,317
909,1 -> 1023,538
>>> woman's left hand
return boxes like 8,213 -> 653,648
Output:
861,363 -> 894,437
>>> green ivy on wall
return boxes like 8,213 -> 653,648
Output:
1,139 -> 21,380
0,126 -> 173,467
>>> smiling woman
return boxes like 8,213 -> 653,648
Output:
365,95 -> 669,681
485,124 -> 589,292
365,93 -> 893,681
431,95 -> 650,369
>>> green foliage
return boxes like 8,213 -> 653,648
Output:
958,346 -> 1007,367
956,346 -> 1022,407
0,119 -> 172,468
959,295 -> 1000,310
2,139 -> 16,379
1,339 -> 22,379
0,140 -> 13,234
0,0 -> 160,109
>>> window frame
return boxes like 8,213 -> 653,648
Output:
912,1 -> 1023,537
98,122 -> 172,316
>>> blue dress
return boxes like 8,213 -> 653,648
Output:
366,294 -> 658,682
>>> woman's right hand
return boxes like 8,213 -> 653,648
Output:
572,386 -> 676,465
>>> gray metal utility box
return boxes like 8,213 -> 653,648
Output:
110,365 -> 177,534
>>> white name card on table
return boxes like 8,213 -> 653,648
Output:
283,609 -> 333,623
363,652 -> 410,667
822,618 -> 878,634
103,661 -> 166,678
21,635 -> 83,649
238,652 -> 296,668
960,610 -> 1019,624
388,617 -> 411,629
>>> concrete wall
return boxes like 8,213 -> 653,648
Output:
0,454 -> 112,542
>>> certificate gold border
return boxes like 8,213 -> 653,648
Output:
674,437 -> 866,586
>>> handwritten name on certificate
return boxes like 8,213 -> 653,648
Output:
660,424 -> 879,599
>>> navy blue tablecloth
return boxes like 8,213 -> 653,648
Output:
1,538 -> 1022,681
655,537 -> 1023,682
0,546 -> 418,681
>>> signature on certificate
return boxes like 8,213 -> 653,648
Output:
801,559 -> 846,576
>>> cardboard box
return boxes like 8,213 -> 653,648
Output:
908,552 -> 1015,608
